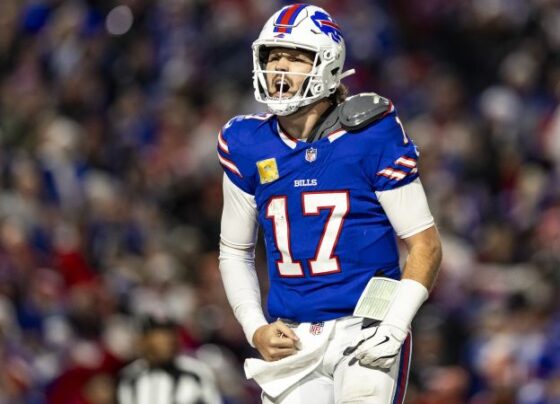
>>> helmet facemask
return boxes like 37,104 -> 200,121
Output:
253,44 -> 334,116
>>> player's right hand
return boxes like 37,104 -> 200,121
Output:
252,320 -> 300,361
345,323 -> 407,368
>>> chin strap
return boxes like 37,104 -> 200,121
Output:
339,69 -> 356,80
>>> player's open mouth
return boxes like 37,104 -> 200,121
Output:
271,78 -> 293,98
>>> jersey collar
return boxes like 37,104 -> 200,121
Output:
276,121 -> 300,149
275,118 -> 348,149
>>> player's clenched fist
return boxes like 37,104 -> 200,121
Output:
252,320 -> 300,362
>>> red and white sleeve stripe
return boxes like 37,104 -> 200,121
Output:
217,152 -> 243,178
395,156 -> 416,169
218,130 -> 229,154
377,168 -> 408,181
377,155 -> 419,181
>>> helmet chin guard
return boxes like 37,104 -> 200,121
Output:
252,4 -> 352,116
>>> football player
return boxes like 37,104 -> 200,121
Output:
218,4 -> 442,403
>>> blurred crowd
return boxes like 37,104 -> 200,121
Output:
0,0 -> 559,403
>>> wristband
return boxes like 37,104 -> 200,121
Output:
354,277 -> 428,332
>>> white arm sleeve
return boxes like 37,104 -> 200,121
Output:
219,174 -> 268,346
375,178 -> 435,239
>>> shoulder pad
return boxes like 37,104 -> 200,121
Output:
338,93 -> 392,131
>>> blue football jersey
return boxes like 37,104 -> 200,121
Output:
217,110 -> 420,322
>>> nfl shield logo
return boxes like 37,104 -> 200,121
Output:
309,321 -> 324,335
305,147 -> 317,163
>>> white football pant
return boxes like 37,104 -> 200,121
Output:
260,316 -> 411,404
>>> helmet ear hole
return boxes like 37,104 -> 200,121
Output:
312,82 -> 324,95
323,49 -> 334,61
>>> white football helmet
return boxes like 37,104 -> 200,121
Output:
252,4 -> 354,116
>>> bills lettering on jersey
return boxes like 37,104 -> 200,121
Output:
217,109 -> 419,322
294,179 -> 318,187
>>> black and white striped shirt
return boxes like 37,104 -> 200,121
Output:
117,355 -> 222,404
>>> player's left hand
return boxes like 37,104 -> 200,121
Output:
252,320 -> 300,362
345,323 -> 407,368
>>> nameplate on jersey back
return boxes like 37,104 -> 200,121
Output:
257,158 -> 280,184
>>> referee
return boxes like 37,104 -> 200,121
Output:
117,316 -> 222,404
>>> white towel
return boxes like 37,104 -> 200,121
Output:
244,320 -> 335,398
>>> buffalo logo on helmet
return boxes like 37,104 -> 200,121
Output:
310,11 -> 343,43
